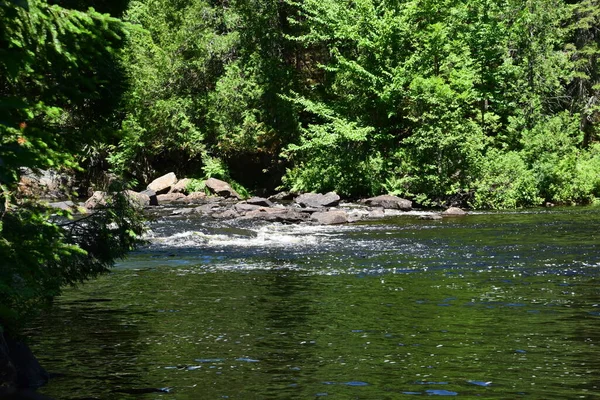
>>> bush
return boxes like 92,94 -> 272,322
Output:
0,191 -> 145,333
471,150 -> 542,209
521,112 -> 600,204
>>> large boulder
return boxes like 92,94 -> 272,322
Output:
124,190 -> 151,208
442,207 -> 467,216
157,193 -> 186,204
168,178 -> 191,194
311,210 -> 348,225
183,192 -> 207,204
295,192 -> 340,208
204,178 -> 241,199
139,189 -> 158,206
85,191 -> 152,209
147,173 -> 177,195
245,197 -> 274,207
364,195 -> 412,211
17,168 -> 72,199
268,192 -> 297,202
1,333 -> 49,395
234,203 -> 263,213
84,191 -> 107,209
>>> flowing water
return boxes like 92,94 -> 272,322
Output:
27,206 -> 600,399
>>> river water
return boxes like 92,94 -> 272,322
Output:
28,206 -> 600,399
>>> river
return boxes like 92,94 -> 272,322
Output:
28,206 -> 600,399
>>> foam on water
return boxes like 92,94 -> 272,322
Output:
147,222 -> 357,250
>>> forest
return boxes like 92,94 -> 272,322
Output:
3,0 -> 600,209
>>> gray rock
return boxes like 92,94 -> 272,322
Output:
169,178 -> 191,194
140,189 -> 158,206
124,190 -> 150,208
157,192 -> 186,204
84,191 -> 107,209
17,168 -> 73,199
419,214 -> 443,220
183,192 -> 207,204
234,203 -> 263,213
442,207 -> 467,216
147,172 -> 177,194
347,209 -> 369,223
205,178 -> 241,199
295,192 -> 340,208
189,204 -> 213,214
311,210 -> 348,225
367,208 -> 385,219
364,195 -> 412,210
240,207 -> 308,223
268,192 -> 297,202
211,209 -> 240,219
1,334 -> 49,391
245,197 -> 274,207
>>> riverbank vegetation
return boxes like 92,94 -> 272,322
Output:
5,0 -> 599,211
109,0 -> 600,208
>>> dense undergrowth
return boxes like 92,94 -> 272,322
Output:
104,0 -> 600,208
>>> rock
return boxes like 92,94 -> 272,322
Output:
1,333 -> 49,394
124,190 -> 150,208
240,207 -> 308,223
295,192 -> 340,208
17,168 -> 73,199
169,178 -> 191,194
234,203 -> 263,213
84,191 -> 107,209
442,207 -> 467,216
157,193 -> 186,204
347,209 -> 369,223
268,192 -> 297,202
366,208 -> 385,219
183,192 -> 207,204
147,172 -> 177,195
211,209 -> 240,219
85,190 -> 153,209
311,210 -> 348,225
204,178 -> 241,199
245,197 -> 274,207
419,214 -> 443,220
364,195 -> 412,211
6,340 -> 48,390
140,189 -> 158,206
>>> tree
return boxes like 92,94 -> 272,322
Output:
0,0 -> 145,333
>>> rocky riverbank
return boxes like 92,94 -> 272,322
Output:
45,172 -> 467,223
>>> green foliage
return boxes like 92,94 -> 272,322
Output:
0,0 -> 145,333
280,0 -> 597,208
110,0 -> 300,190
185,178 -> 207,194
522,112 -> 600,203
0,192 -> 145,331
471,150 -> 542,209
4,0 -> 598,219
